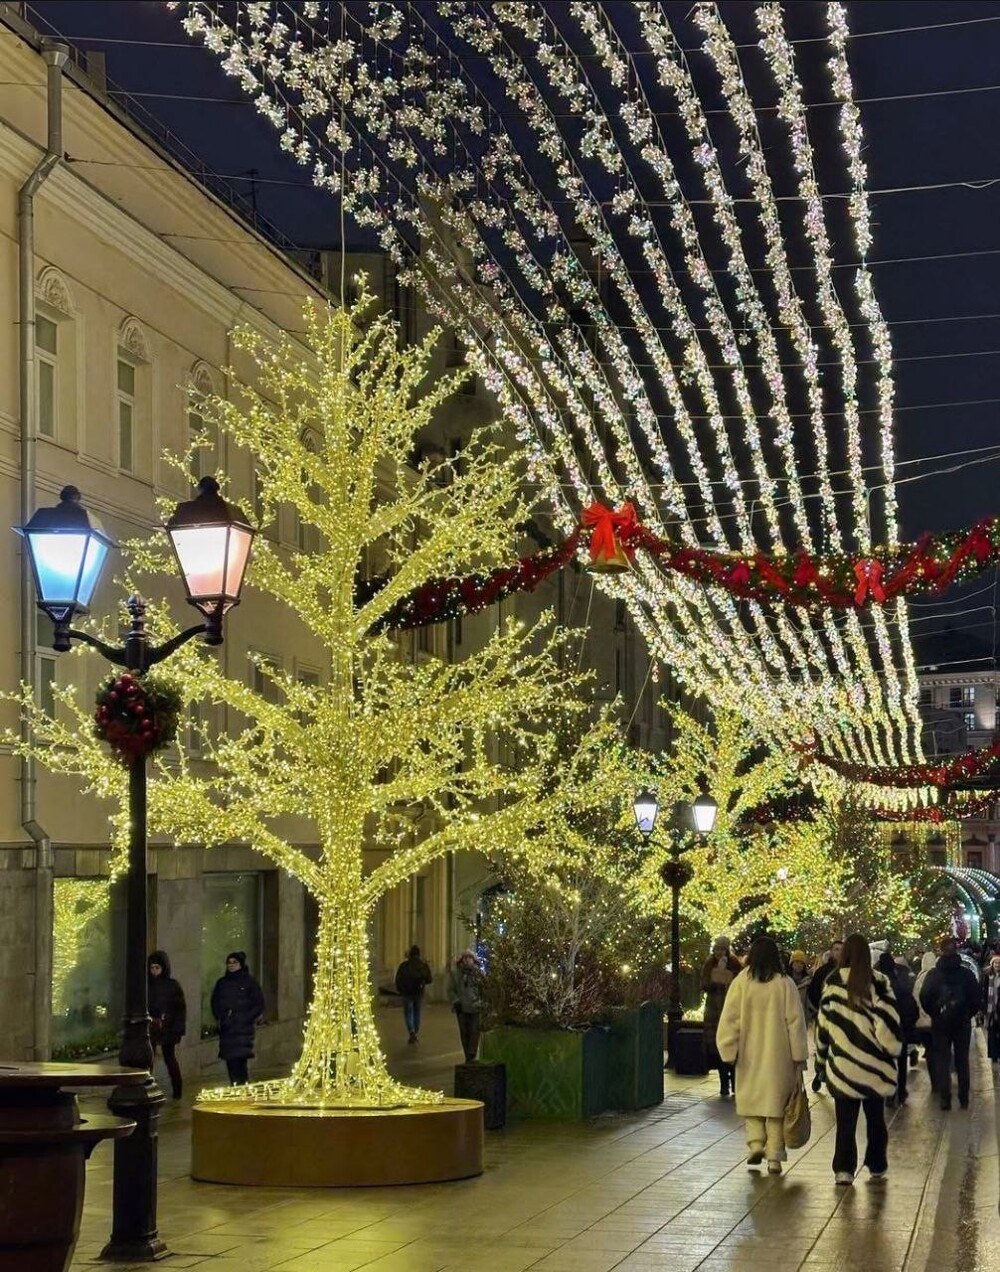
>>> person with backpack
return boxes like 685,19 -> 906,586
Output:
394,944 -> 433,1044
877,949 -> 918,1106
919,936 -> 982,1110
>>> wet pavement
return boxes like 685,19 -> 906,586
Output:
70,1005 -> 1000,1271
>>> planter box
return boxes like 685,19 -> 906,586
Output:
606,1002 -> 665,1110
481,1026 -> 609,1120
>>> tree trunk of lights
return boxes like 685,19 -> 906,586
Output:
286,896 -> 398,1106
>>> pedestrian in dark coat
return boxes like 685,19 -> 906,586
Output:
446,949 -> 485,1063
919,936 -> 982,1110
395,945 -> 433,1044
982,954 -> 1000,1064
148,950 -> 186,1099
877,949 -> 918,1106
210,951 -> 265,1085
701,937 -> 741,1097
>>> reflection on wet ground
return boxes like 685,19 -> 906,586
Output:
70,1005 -> 1000,1271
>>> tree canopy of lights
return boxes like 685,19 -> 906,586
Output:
9,301 -> 626,1108
646,705 -> 843,943
175,0 -> 921,772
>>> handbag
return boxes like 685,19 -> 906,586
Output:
783,1074 -> 812,1150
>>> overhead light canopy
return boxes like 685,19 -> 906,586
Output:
633,787 -> 660,840
16,485 -> 114,628
164,476 -> 255,643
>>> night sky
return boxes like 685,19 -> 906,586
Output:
18,0 -> 1000,659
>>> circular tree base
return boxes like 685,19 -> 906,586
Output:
191,1098 -> 484,1187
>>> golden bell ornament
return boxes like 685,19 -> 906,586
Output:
586,534 -> 633,574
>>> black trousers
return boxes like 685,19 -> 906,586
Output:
832,1096 -> 888,1175
226,1057 -> 250,1085
457,1010 -> 480,1062
933,1018 -> 972,1105
154,1041 -> 182,1098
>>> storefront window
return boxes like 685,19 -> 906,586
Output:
201,873 -> 262,1033
51,878 -> 119,1059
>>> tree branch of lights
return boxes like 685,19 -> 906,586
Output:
9,302 -> 629,1107
173,0 -> 920,769
642,706 -> 842,942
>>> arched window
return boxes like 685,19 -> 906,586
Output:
34,267 -> 76,442
116,318 -> 151,475
188,361 -> 219,480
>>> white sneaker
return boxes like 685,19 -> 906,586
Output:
835,1172 -> 854,1186
869,1169 -> 887,1181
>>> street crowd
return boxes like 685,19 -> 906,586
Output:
702,932 -> 1000,1185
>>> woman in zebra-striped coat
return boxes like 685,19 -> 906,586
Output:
815,933 -> 903,1186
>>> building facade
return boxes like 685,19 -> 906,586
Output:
0,11 -> 666,1076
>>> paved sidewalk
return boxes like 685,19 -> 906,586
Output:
70,1009 -> 1000,1271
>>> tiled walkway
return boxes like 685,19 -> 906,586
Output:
71,1007 -> 1000,1271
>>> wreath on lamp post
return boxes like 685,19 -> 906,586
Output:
659,859 -> 694,891
94,671 -> 183,765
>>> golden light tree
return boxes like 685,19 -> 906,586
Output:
10,299 -> 622,1108
647,706 -> 843,942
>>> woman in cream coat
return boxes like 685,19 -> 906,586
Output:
717,935 -> 809,1175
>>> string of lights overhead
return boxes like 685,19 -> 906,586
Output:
173,0 -> 924,770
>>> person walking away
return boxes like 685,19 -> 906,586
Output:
395,944 -> 433,1044
807,940 -> 843,1089
815,933 -> 902,1185
876,949 -> 918,1106
912,950 -> 939,1090
702,937 -> 741,1097
447,949 -> 485,1063
982,954 -> 1000,1067
210,951 -> 265,1085
716,935 -> 808,1176
919,936 -> 982,1109
147,950 -> 186,1099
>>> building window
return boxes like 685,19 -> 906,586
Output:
117,353 -> 136,472
928,849 -> 947,867
963,686 -> 975,707
963,711 -> 977,732
967,850 -> 984,869
250,652 -> 281,703
201,872 -> 262,1033
36,315 -> 58,438
919,687 -> 932,708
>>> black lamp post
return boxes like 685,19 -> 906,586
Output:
633,787 -> 718,1071
16,476 -> 254,1262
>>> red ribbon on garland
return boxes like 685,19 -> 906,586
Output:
582,501 -> 638,568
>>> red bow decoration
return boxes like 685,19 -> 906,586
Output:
853,558 -> 886,605
582,502 -> 639,567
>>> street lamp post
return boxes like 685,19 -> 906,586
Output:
16,477 -> 254,1262
633,788 -> 717,1071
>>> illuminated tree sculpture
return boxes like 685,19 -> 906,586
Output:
648,706 -> 843,942
10,300 -> 621,1108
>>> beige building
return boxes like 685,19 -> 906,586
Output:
0,11 -> 665,1074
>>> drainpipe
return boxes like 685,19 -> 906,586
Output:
19,40 -> 69,1059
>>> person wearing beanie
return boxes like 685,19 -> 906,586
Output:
147,950 -> 186,1099
210,950 -> 265,1085
446,949 -> 485,1063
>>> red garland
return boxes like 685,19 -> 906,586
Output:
626,516 -> 1000,610
368,504 -> 1000,634
872,793 -> 997,823
810,741 -> 1000,790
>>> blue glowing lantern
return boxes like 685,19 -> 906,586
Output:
633,787 -> 660,840
16,486 -> 114,636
